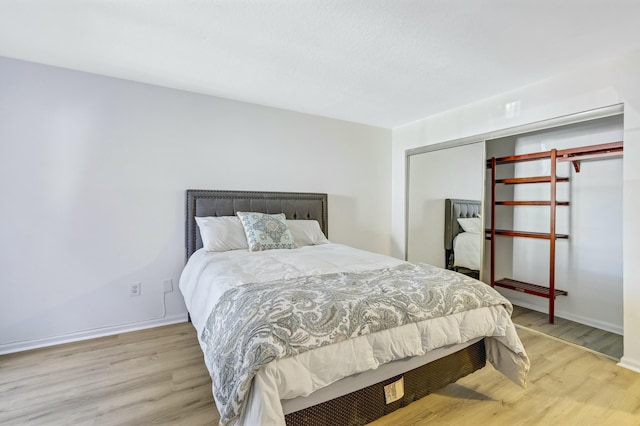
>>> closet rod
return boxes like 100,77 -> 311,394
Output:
556,141 -> 623,172
486,141 -> 623,167
556,141 -> 623,160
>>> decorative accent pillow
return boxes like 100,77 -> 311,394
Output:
195,216 -> 249,252
237,212 -> 296,251
286,220 -> 329,246
457,217 -> 482,234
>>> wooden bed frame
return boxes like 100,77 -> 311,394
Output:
444,198 -> 482,279
185,189 -> 486,425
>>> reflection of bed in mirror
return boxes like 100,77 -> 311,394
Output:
445,198 -> 482,279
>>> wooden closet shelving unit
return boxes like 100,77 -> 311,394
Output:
487,141 -> 623,324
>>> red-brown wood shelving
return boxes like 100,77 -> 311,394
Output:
487,141 -> 623,324
486,229 -> 570,240
495,201 -> 570,206
492,278 -> 568,298
497,176 -> 570,185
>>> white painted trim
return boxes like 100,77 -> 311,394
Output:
618,356 -> 640,374
404,103 -> 623,157
0,314 -> 187,355
510,299 -> 623,335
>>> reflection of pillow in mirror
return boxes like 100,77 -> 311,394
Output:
287,220 -> 329,246
237,212 -> 296,251
457,217 -> 482,234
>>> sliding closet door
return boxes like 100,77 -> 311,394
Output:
407,142 -> 485,268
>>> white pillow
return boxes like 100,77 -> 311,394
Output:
195,216 -> 249,252
287,220 -> 329,246
457,217 -> 482,234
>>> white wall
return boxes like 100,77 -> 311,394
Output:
407,142 -> 484,267
486,116 -> 623,333
0,56 -> 392,353
391,50 -> 640,373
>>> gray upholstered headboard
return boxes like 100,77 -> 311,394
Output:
185,190 -> 328,260
444,198 -> 481,269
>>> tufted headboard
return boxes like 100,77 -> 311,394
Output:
185,190 -> 328,260
444,198 -> 481,269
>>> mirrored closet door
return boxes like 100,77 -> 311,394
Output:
406,141 -> 485,276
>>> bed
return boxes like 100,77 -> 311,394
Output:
444,198 -> 482,279
180,190 -> 529,426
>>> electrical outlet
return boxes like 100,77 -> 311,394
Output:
130,282 -> 141,297
163,279 -> 173,293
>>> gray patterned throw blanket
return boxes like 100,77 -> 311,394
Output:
201,262 -> 511,424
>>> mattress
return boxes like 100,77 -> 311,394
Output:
179,243 -> 529,425
281,336 -> 484,415
284,338 -> 486,425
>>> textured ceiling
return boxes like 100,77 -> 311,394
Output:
1,1 -> 640,128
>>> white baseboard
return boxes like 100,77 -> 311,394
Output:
0,314 -> 188,355
509,298 -> 623,335
618,356 -> 640,374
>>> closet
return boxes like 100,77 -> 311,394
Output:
484,114 -> 624,329
487,142 -> 623,323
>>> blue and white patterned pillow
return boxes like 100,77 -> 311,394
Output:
237,212 -> 296,251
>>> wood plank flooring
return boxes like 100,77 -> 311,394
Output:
0,323 -> 219,425
370,327 -> 640,426
510,305 -> 624,359
1,321 -> 639,425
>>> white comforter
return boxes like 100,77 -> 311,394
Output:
179,243 -> 529,425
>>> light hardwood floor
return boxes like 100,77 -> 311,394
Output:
0,323 -> 219,425
510,305 -> 624,359
1,322 -> 639,425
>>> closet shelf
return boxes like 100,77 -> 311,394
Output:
496,176 -> 570,185
486,150 -> 554,166
485,229 -> 569,240
494,278 -> 568,298
495,200 -> 570,206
